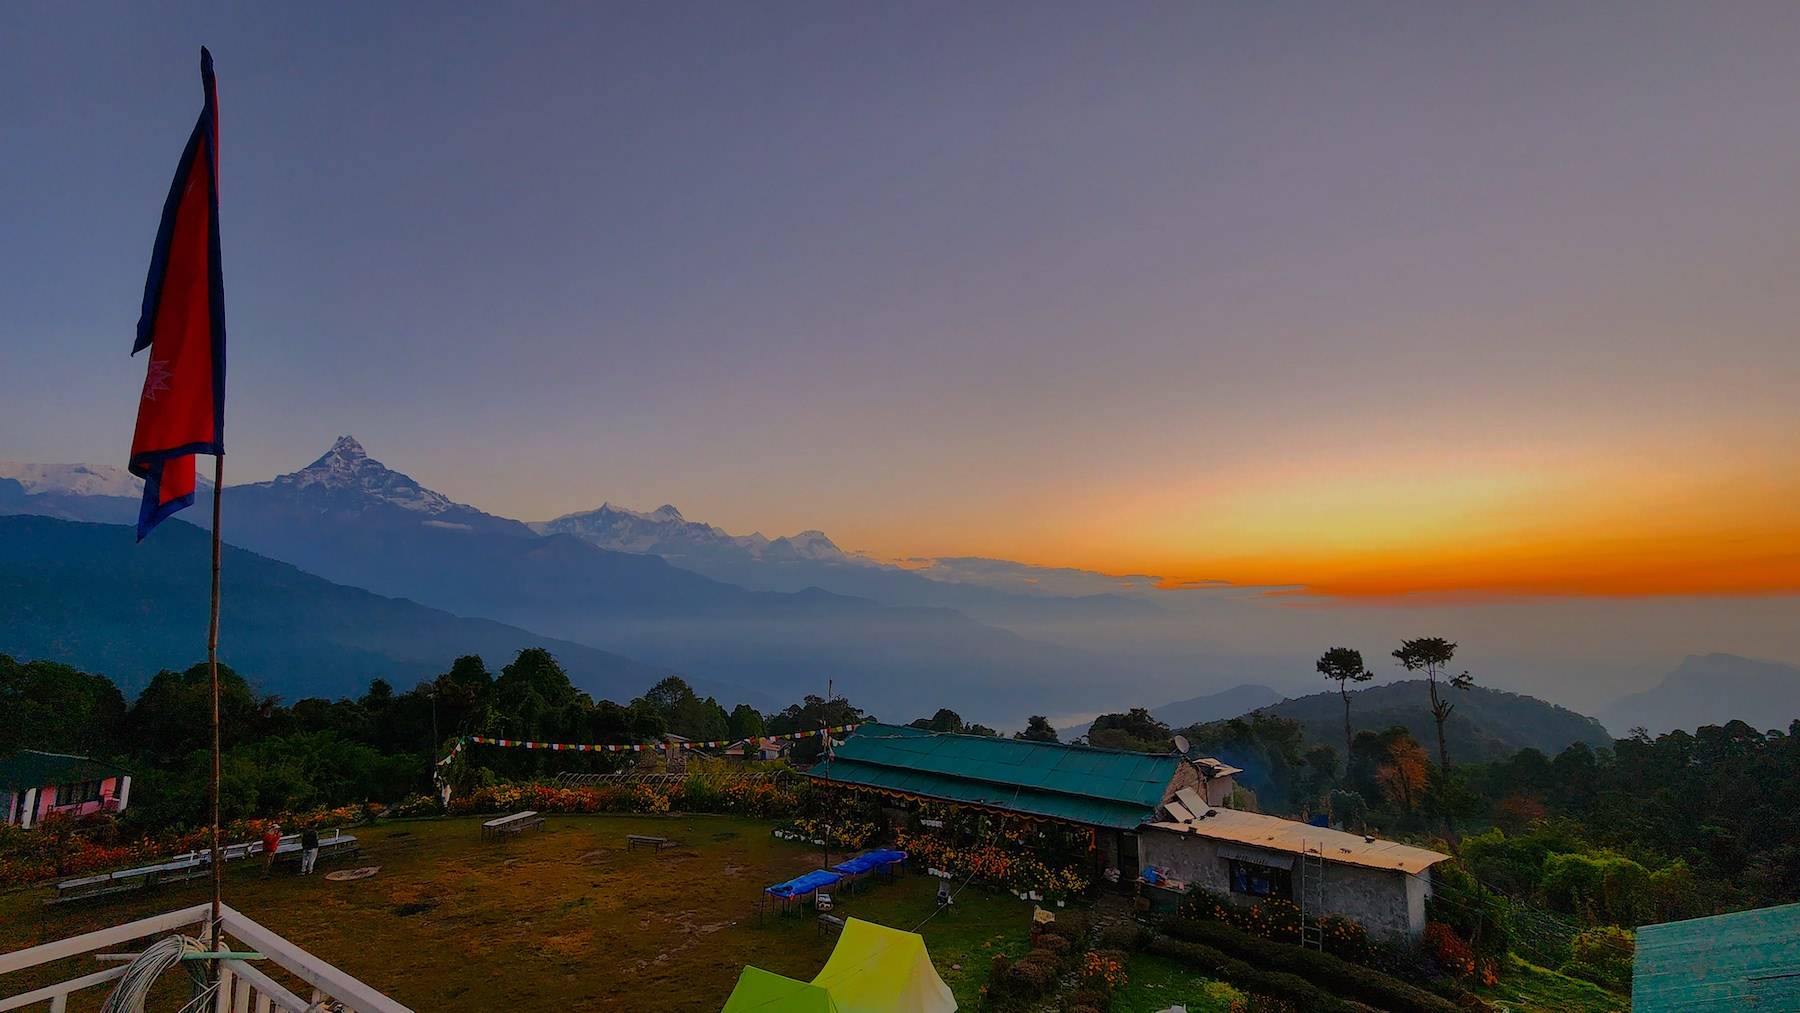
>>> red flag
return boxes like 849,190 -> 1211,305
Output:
130,47 -> 225,540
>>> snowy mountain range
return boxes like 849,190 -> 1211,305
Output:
0,437 -> 1130,718
0,461 -> 212,499
533,502 -> 874,568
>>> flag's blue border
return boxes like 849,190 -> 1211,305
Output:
131,48 -> 226,541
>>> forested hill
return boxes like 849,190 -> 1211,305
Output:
1251,680 -> 1614,762
0,515 -> 669,700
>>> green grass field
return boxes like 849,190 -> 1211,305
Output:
0,815 -> 1632,1012
1484,956 -> 1627,1013
0,814 -> 1035,1011
1113,952 -> 1237,1012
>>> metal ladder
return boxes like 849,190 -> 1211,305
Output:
1299,841 -> 1325,951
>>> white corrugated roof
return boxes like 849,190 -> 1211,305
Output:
1145,809 -> 1449,875
1194,756 -> 1243,778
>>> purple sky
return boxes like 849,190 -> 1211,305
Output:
4,3 -> 1798,586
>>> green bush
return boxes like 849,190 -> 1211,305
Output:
1562,926 -> 1634,993
1318,914 -> 1370,962
1429,862 -> 1515,960
1145,936 -> 1359,1013
1158,918 -> 1464,1013
1039,909 -> 1091,944
1541,851 -> 1653,926
1094,920 -> 1144,952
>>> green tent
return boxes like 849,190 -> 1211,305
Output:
721,967 -> 841,1012
722,918 -> 955,1013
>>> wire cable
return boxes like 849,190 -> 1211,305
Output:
100,932 -> 208,1013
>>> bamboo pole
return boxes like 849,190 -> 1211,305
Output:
208,454 -> 224,957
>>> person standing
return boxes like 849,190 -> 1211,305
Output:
260,823 -> 282,878
300,825 -> 320,876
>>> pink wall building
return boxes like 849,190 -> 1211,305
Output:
0,750 -> 131,829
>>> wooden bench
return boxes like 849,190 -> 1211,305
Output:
626,834 -> 678,852
816,913 -> 845,938
481,811 -> 543,839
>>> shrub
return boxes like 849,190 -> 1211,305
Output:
1036,933 -> 1073,959
1422,921 -> 1475,979
1540,851 -> 1653,926
1158,918 -> 1464,1013
1094,920 -> 1144,952
1562,926 -> 1634,993
1145,936 -> 1359,1013
1176,889 -> 1303,944
1199,980 -> 1248,1012
1429,862 -> 1514,960
989,949 -> 1062,1002
1038,909 -> 1091,945
1081,949 -> 1129,993
1318,914 -> 1370,962
1065,987 -> 1109,1012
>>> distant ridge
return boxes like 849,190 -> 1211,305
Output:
1062,683 -> 1286,742
1602,653 -> 1800,735
1240,680 -> 1614,762
0,514 -> 670,701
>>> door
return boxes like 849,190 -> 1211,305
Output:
1118,831 -> 1141,886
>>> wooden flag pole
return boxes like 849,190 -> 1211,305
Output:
208,453 -> 224,956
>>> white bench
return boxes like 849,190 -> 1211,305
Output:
50,829 -> 357,903
481,811 -> 543,839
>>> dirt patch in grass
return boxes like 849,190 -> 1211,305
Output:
0,814 -> 1036,1011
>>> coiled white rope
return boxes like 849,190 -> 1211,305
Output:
99,932 -> 208,1013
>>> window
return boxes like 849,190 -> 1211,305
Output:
1228,858 -> 1293,900
56,781 -> 102,806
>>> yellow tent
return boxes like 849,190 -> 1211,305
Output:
721,918 -> 955,1013
721,966 -> 842,1012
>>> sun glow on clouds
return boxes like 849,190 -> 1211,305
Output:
1041,440 -> 1800,600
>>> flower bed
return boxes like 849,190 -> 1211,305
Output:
894,830 -> 1090,900
0,803 -> 386,887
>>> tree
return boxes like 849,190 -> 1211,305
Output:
1016,716 -> 1058,742
1086,708 -> 1171,751
1393,637 -> 1473,771
909,709 -> 967,733
127,663 -> 271,765
768,694 -> 867,764
1375,735 -> 1431,813
0,656 -> 127,757
727,703 -> 765,741
1316,646 -> 1374,765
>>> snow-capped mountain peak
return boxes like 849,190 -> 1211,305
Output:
264,436 -> 466,519
0,461 -> 146,498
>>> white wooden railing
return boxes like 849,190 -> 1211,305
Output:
0,903 -> 412,1013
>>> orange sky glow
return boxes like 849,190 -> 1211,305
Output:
907,436 -> 1800,600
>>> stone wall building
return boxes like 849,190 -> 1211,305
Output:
1138,807 -> 1448,940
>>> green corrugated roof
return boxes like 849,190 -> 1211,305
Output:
810,724 -> 1178,829
1633,901 -> 1800,1012
0,751 -> 128,793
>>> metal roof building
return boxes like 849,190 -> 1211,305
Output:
1633,902 -> 1800,1012
809,723 -> 1184,830
1144,808 -> 1448,875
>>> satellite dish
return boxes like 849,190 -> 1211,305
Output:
1172,734 -> 1190,755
